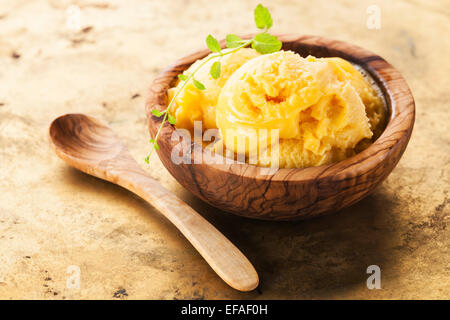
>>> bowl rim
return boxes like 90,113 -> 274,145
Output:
146,34 -> 415,183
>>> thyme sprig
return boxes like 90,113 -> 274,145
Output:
145,4 -> 281,164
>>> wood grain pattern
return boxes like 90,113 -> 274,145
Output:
146,34 -> 415,221
49,114 -> 259,292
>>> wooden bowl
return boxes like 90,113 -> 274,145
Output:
146,34 -> 415,221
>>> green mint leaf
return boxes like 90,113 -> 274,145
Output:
193,79 -> 206,90
252,33 -> 281,54
178,74 -> 188,81
149,138 -> 156,143
168,114 -> 176,125
226,34 -> 243,48
210,61 -> 221,79
144,156 -> 149,164
152,109 -> 163,117
206,34 -> 221,53
254,4 -> 273,30
153,143 -> 160,151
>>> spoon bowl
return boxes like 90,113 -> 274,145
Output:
146,34 -> 415,220
50,113 -> 124,164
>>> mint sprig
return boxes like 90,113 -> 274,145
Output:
193,79 -> 206,90
151,109 -> 163,117
210,61 -> 221,79
226,34 -> 244,48
252,33 -> 282,54
145,4 -> 281,164
254,4 -> 273,30
206,34 -> 221,53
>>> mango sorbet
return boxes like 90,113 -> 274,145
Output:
168,48 -> 260,130
170,49 -> 386,168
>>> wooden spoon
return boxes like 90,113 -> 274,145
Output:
49,113 -> 259,292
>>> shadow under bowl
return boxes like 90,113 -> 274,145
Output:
146,34 -> 415,221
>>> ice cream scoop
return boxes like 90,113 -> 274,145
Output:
169,48 -> 386,168
169,48 -> 260,131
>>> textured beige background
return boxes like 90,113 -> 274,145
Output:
0,0 -> 449,299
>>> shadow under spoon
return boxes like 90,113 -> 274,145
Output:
49,113 -> 259,292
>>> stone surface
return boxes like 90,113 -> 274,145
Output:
0,0 -> 448,299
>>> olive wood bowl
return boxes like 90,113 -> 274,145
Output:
146,34 -> 415,221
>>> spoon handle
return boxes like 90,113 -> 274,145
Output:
114,166 -> 259,292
